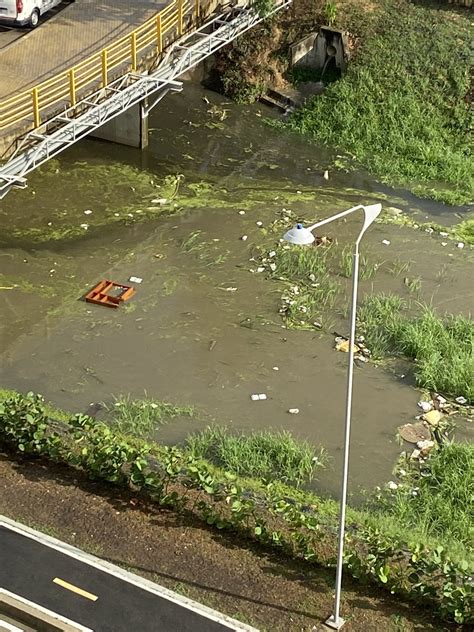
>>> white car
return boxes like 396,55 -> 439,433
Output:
0,0 -> 64,28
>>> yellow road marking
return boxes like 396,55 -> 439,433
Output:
53,578 -> 98,601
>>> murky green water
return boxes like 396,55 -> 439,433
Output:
1,82 -> 472,498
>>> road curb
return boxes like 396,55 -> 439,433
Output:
0,515 -> 259,632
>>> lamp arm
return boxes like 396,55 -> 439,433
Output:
307,203 -> 382,248
307,205 -> 364,232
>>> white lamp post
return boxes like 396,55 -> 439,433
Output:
283,203 -> 382,630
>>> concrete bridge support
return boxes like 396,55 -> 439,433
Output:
90,99 -> 149,149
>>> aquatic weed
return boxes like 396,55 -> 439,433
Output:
186,425 -> 327,487
105,394 -> 195,436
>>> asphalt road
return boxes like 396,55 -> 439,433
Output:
0,523 -> 254,632
0,1 -> 71,51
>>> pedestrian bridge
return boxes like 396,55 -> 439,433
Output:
0,0 -> 291,198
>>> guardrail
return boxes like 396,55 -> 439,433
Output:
0,0 -> 203,134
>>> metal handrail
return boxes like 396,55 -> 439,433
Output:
0,0 -> 202,132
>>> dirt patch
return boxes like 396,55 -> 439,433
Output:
0,454 -> 455,631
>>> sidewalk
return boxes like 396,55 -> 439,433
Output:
0,0 -> 166,100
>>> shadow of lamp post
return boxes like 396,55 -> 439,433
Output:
283,202 -> 382,630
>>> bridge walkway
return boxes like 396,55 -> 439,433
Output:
0,0 -> 167,100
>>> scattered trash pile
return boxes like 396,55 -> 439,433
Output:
334,334 -> 371,363
397,394 -> 469,463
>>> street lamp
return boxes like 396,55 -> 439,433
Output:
283,203 -> 382,630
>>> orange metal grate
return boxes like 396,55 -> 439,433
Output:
84,280 -> 135,308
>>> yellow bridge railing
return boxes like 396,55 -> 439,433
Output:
0,0 -> 203,134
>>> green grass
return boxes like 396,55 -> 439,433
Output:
284,0 -> 473,205
403,276 -> 422,294
372,443 -> 474,548
267,243 -> 339,328
339,244 -> 379,279
454,218 -> 474,246
185,425 -> 327,487
104,394 -> 195,437
357,294 -> 474,401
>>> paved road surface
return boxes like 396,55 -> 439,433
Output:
0,518 -> 256,632
0,1 -> 73,51
0,0 -> 167,99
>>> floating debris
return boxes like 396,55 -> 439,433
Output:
398,422 -> 431,444
381,239 -> 391,246
455,396 -> 468,405
288,408 -> 300,414
417,400 -> 433,413
251,393 -> 267,401
423,409 -> 443,426
241,235 -> 248,241
129,276 -> 143,284
335,338 -> 360,354
417,439 -> 435,456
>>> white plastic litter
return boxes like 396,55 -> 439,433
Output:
417,400 -> 433,413
251,393 -> 267,401
239,210 -> 246,215
457,242 -> 465,249
241,235 -> 248,241
288,408 -> 299,414
382,239 -> 391,246
129,276 -> 143,284
455,396 -> 467,405
256,221 -> 263,227
272,366 -> 279,371
84,209 -> 93,215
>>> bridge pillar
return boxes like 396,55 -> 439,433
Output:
90,99 -> 149,149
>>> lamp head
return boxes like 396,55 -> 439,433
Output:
283,223 -> 315,245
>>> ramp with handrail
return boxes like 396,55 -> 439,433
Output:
0,0 -> 292,199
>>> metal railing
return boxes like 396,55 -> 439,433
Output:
0,0 -> 201,133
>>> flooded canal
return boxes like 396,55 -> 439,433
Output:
1,82 -> 472,499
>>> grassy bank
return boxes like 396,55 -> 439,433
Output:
357,294 -> 474,402
0,391 -> 472,623
284,0 -> 473,204
372,442 -> 474,548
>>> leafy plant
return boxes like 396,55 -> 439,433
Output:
323,1 -> 337,26
253,0 -> 275,19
